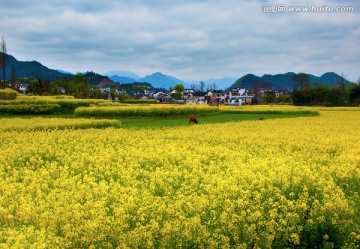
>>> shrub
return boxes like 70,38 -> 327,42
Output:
0,98 -> 102,113
0,117 -> 120,131
0,88 -> 18,100
0,104 -> 61,114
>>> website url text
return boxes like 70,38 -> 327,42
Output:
262,5 -> 354,13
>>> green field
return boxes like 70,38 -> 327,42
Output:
0,112 -> 314,130
118,112 -> 312,129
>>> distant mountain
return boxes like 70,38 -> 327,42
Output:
109,75 -> 136,84
229,72 -> 352,90
138,72 -> 188,89
56,69 -> 73,75
3,53 -> 352,91
104,71 -> 141,80
1,53 -> 72,81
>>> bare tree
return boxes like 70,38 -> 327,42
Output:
212,83 -> 217,90
0,36 -> 7,89
11,66 -> 17,90
264,81 -> 272,91
292,73 -> 309,90
252,82 -> 261,104
199,80 -> 205,92
190,83 -> 196,90
338,73 -> 348,88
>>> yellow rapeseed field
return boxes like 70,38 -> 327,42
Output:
0,106 -> 359,248
0,118 -> 120,131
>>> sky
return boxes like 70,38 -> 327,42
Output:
1,0 -> 359,82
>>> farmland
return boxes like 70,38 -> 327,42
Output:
0,102 -> 359,248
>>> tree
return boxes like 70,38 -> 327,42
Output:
348,84 -> 360,106
212,83 -> 217,90
117,91 -> 128,102
110,87 -> 116,101
174,84 -> 184,99
10,66 -> 17,90
251,82 -> 261,104
264,81 -> 272,91
50,81 -> 62,95
260,90 -> 276,104
0,36 -> 7,89
292,73 -> 309,90
74,72 -> 89,98
208,95 -> 219,106
26,78 -> 41,95
199,80 -> 205,92
38,78 -> 43,96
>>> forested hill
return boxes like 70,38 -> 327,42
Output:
1,53 -> 73,81
229,72 -> 352,90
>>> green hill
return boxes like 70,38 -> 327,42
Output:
229,72 -> 352,90
1,53 -> 73,81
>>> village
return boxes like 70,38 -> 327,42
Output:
97,85 -> 290,105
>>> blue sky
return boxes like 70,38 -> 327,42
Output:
1,0 -> 359,82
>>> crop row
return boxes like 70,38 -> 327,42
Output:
74,105 -> 221,117
0,95 -> 107,114
0,117 -> 120,131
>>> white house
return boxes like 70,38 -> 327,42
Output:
183,89 -> 195,98
207,90 -> 227,104
228,88 -> 254,104
192,92 -> 207,104
18,84 -> 28,93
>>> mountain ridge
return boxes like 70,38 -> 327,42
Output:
1,53 -> 72,81
229,72 -> 352,90
1,53 -> 353,90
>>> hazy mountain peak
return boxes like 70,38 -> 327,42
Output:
104,71 -> 141,80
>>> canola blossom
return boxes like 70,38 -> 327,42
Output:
75,104 -> 220,117
0,118 -> 120,131
0,107 -> 359,248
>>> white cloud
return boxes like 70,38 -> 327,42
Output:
0,0 -> 359,81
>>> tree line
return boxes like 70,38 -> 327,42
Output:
291,84 -> 360,106
26,73 -> 108,99
291,73 -> 360,106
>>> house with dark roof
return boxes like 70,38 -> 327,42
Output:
207,90 -> 227,104
192,92 -> 208,104
228,88 -> 254,105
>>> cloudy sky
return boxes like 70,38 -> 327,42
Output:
1,0 -> 359,81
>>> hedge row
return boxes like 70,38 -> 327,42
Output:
1,118 -> 121,131
0,89 -> 18,100
0,99 -> 100,113
0,104 -> 62,114
75,105 -> 221,117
